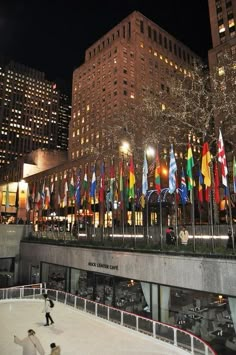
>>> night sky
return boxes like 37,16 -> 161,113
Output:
0,0 -> 212,94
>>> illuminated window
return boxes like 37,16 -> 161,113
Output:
161,103 -> 166,111
86,105 -> 90,111
154,51 -> 157,57
165,58 -> 168,63
219,24 -> 225,33
218,66 -> 225,76
160,55 -> 163,60
130,93 -> 135,99
229,19 -> 235,28
140,42 -> 144,48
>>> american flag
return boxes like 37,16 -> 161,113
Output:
218,129 -> 228,187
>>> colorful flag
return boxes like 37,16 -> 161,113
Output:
119,160 -> 124,205
155,148 -> 161,194
63,179 -> 68,207
214,162 -> 220,204
169,144 -> 177,194
142,152 -> 148,197
180,168 -> 188,205
99,162 -> 105,203
109,159 -> 115,202
69,174 -> 75,200
129,155 -> 135,198
198,169 -> 204,203
201,142 -> 211,187
90,165 -> 96,200
75,170 -> 81,206
44,186 -> 50,209
218,129 -> 228,187
233,156 -> 236,194
186,143 -> 194,190
41,181 -> 45,209
83,166 -> 88,204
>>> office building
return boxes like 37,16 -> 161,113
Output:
0,60 -> 71,171
69,11 -> 201,168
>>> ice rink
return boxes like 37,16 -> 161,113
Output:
0,299 -> 190,354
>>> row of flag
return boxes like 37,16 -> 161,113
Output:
26,129 -> 236,211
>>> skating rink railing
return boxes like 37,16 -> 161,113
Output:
0,286 -> 216,355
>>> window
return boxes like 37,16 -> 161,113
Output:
159,33 -> 162,45
148,26 -> 152,39
169,40 -> 172,52
123,90 -> 127,96
153,29 -> 157,42
140,20 -> 144,33
174,44 -> 177,56
164,37 -> 167,49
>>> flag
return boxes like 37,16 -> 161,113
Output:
155,148 -> 161,194
201,142 -> 211,187
50,179 -> 55,209
119,160 -> 124,205
109,160 -> 115,202
75,170 -> 81,206
99,162 -> 105,203
180,168 -> 188,205
63,179 -> 68,207
44,186 -> 50,209
41,181 -> 45,208
218,129 -> 228,187
198,169 -> 204,203
142,152 -> 148,203
214,162 -> 220,204
129,155 -> 135,198
233,156 -> 236,194
186,143 -> 194,190
169,144 -> 177,194
83,166 -> 88,204
90,165 -> 96,201
31,183 -> 36,203
69,174 -> 75,200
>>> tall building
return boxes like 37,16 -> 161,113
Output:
0,60 -> 71,169
69,11 -> 201,167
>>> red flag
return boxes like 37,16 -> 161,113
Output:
99,162 -> 105,203
205,186 -> 210,202
214,162 -> 220,204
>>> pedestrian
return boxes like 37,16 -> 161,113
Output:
166,226 -> 176,245
227,229 -> 236,249
14,329 -> 45,355
50,342 -> 61,355
42,293 -> 54,326
179,225 -> 189,245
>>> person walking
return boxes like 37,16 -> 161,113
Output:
179,225 -> 189,246
42,293 -> 54,326
14,329 -> 45,355
49,342 -> 61,355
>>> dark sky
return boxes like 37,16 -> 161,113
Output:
0,0 -> 212,93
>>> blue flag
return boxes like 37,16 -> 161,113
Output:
75,171 -> 81,206
169,144 -> 177,194
142,152 -> 148,196
90,166 -> 96,199
181,168 -> 188,205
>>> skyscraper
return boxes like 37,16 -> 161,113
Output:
69,11 -> 201,167
0,59 -> 71,169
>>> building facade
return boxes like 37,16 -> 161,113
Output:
69,11 -> 201,169
0,60 -> 71,173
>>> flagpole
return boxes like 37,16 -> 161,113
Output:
226,182 -> 234,249
191,189 -> 196,252
159,192 -> 163,249
174,192 -> 178,248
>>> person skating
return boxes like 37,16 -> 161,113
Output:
14,329 -> 45,355
49,342 -> 61,355
42,293 -> 54,326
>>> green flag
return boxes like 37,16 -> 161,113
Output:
186,143 -> 194,190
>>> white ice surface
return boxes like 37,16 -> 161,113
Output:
0,299 -> 190,355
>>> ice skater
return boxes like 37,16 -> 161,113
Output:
49,342 -> 61,355
14,329 -> 45,354
42,293 -> 54,326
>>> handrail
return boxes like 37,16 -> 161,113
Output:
0,286 -> 216,355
